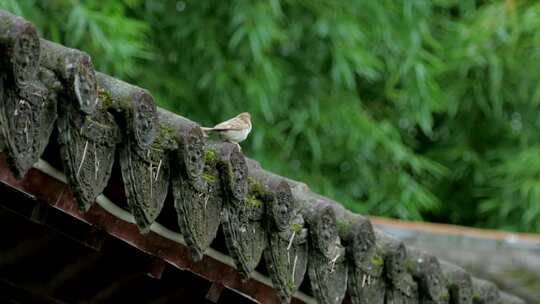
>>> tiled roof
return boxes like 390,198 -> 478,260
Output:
0,10 -> 527,304
372,215 -> 540,303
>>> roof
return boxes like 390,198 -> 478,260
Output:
0,9 -> 528,304
371,216 -> 540,303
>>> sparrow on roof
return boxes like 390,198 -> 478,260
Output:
201,112 -> 252,147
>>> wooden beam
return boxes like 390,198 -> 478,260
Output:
0,278 -> 66,304
205,282 -> 225,303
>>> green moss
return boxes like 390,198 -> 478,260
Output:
160,122 -> 174,138
219,160 -> 234,185
75,61 -> 83,74
1,19 -> 14,30
150,137 -> 165,151
245,194 -> 263,207
247,176 -> 266,195
286,279 -> 296,292
202,172 -> 216,183
439,290 -> 450,301
204,149 -> 216,163
150,141 -> 163,150
98,87 -> 114,108
248,176 -> 262,192
84,115 -> 109,129
405,259 -> 416,273
151,122 -> 176,150
336,219 -> 352,235
371,254 -> 384,267
290,223 -> 303,232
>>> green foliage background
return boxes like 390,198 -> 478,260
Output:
3,0 -> 540,232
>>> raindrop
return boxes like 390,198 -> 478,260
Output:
463,151 -> 472,162
340,161 -> 351,172
399,118 -> 409,130
280,42 -> 296,57
511,111 -> 522,131
176,1 -> 186,12
290,159 -> 301,170
168,52 -> 178,63
511,119 -> 522,131
352,187 -> 363,198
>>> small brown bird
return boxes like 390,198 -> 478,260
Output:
201,112 -> 252,145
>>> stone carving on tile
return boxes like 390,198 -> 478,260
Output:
472,278 -> 500,304
173,124 -> 224,261
57,98 -> 120,212
173,122 -> 206,192
407,249 -> 449,304
383,240 -> 418,304
346,219 -> 386,304
499,292 -> 525,304
97,72 -> 164,233
0,13 -> 57,178
0,74 -> 57,179
441,261 -> 473,304
40,39 -> 98,115
306,205 -> 347,304
119,125 -> 172,233
218,142 -> 248,202
96,72 -> 158,150
219,142 -> 265,279
262,180 -> 308,304
0,11 -> 40,86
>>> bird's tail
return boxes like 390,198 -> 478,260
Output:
200,127 -> 213,137
201,127 -> 232,132
200,127 -> 233,138
201,127 -> 227,135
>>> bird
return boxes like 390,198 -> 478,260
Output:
201,112 -> 252,147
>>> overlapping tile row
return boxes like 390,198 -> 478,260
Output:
0,10 -> 527,304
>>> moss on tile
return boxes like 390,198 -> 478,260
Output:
150,122 -> 176,151
440,290 -> 450,301
245,194 -> 263,207
371,254 -> 384,267
98,86 -> 114,108
286,278 -> 296,293
247,176 -> 262,192
202,172 -> 217,183
247,177 -> 272,201
336,219 -> 352,235
405,259 -> 416,273
204,149 -> 216,163
84,115 -> 110,129
159,122 -> 174,139
290,223 -> 303,232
